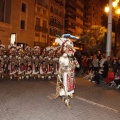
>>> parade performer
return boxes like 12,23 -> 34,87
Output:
50,34 -> 80,109
8,43 -> 18,80
17,46 -> 25,81
45,46 -> 55,80
32,46 -> 40,79
0,40 -> 6,78
24,46 -> 32,79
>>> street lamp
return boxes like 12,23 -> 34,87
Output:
105,0 -> 120,56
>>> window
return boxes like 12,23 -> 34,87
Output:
50,16 -> 54,23
41,34 -> 47,43
20,20 -> 25,29
0,0 -> 11,23
43,10 -> 46,15
43,20 -> 47,27
50,6 -> 53,12
36,17 -> 40,26
50,28 -> 52,35
21,3 -> 26,12
59,11 -> 62,17
0,0 -> 5,22
35,33 -> 40,42
56,8 -> 58,14
37,7 -> 40,12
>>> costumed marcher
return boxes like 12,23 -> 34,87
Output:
24,45 -> 33,79
0,40 -> 6,78
32,46 -> 40,79
43,46 -> 54,80
17,46 -> 25,81
8,43 -> 18,80
50,34 -> 80,109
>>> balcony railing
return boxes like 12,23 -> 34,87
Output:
35,25 -> 48,33
65,24 -> 76,30
54,0 -> 64,6
49,22 -> 63,29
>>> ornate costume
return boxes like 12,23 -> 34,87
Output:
50,34 -> 80,109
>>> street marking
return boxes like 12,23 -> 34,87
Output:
75,96 -> 119,114
49,80 -> 119,113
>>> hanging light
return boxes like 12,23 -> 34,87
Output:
116,0 -> 119,3
116,8 -> 120,14
112,1 -> 118,8
105,5 -> 109,13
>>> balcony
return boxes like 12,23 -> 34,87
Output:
35,25 -> 48,33
66,4 -> 76,11
42,27 -> 48,33
49,22 -> 63,29
35,25 -> 42,32
65,24 -> 76,30
54,0 -> 64,6
65,6 -> 76,13
35,0 -> 48,8
65,14 -> 76,20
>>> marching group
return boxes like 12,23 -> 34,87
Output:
1,41 -> 120,90
0,42 -> 60,81
75,51 -> 120,90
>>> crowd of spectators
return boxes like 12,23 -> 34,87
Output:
75,50 -> 120,89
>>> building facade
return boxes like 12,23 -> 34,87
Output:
48,0 -> 65,46
64,0 -> 90,50
0,0 -> 104,49
0,0 -> 35,49
35,0 -> 65,47
34,0 -> 49,48
88,0 -> 103,26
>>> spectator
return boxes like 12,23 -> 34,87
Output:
113,67 -> 120,89
111,56 -> 118,74
92,55 -> 99,72
105,67 -> 114,86
87,55 -> 93,73
103,56 -> 112,78
99,54 -> 106,69
92,69 -> 103,84
97,50 -> 102,60
79,55 -> 88,75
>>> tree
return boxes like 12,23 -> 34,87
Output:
79,25 -> 115,54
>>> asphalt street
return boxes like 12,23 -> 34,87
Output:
0,77 -> 120,120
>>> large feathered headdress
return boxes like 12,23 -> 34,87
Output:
55,34 -> 79,53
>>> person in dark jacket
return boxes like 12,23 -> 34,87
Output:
103,56 -> 112,78
112,57 -> 119,74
